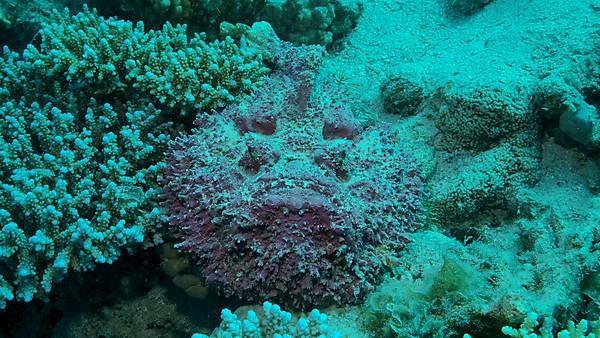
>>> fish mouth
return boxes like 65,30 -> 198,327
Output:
227,159 -> 347,229
255,160 -> 341,195
227,185 -> 338,231
261,187 -> 329,214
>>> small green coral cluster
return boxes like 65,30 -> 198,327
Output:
0,6 -> 266,308
502,312 -> 600,338
0,0 -> 85,50
119,0 -> 263,26
0,1 -> 11,29
262,0 -> 363,47
194,301 -> 341,338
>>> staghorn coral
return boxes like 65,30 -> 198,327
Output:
161,24 -> 425,310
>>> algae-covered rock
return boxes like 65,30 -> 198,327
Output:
559,100 -> 600,148
433,81 -> 533,151
447,0 -> 493,16
380,74 -> 426,117
429,136 -> 541,225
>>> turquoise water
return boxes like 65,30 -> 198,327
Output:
0,0 -> 599,337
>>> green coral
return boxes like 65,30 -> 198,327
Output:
0,0 -> 81,49
19,6 -> 267,115
0,99 -> 166,308
502,313 -> 600,338
0,6 -> 266,308
0,1 -> 11,29
116,0 -> 263,27
262,0 -> 363,47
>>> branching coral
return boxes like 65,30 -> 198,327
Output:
161,23 -> 425,309
262,0 -> 363,47
0,99 -> 166,308
0,6 -> 267,308
19,6 -> 268,116
105,0 -> 363,48
502,313 -> 600,338
193,301 -> 342,338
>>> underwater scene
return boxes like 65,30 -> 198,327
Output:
0,0 -> 599,337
